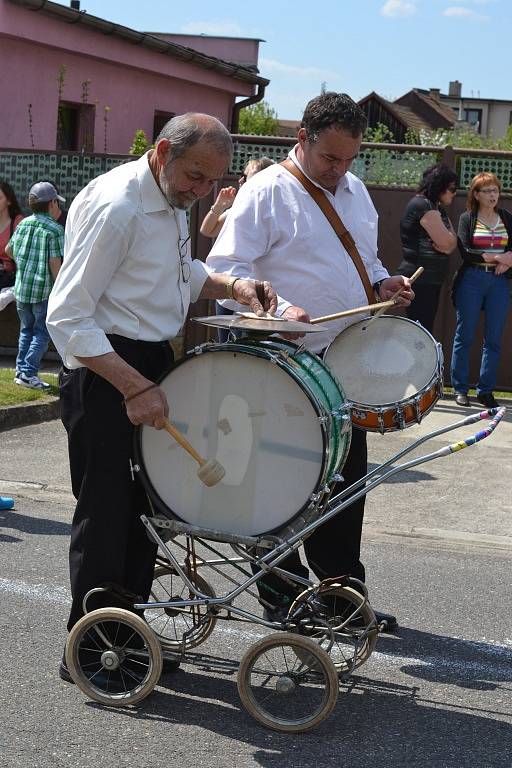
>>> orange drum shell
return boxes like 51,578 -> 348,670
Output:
351,381 -> 441,432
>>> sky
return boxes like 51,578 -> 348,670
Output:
52,0 -> 510,119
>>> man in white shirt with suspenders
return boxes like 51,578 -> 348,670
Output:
207,92 -> 414,628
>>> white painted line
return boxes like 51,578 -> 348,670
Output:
1,576 -> 511,680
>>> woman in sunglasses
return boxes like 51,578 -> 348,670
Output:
398,163 -> 458,332
451,172 -> 512,408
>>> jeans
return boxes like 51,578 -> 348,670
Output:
450,267 -> 510,395
15,299 -> 51,377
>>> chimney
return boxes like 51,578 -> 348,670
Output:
70,1 -> 80,9
429,88 -> 441,101
448,80 -> 462,98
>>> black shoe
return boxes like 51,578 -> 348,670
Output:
59,659 -> 74,684
374,610 -> 398,631
455,392 -> 470,407
477,393 -> 499,409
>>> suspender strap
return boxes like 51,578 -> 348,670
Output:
281,157 -> 376,305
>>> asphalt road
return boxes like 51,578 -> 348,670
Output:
1,403 -> 511,767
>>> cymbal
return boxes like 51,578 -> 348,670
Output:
192,315 -> 329,333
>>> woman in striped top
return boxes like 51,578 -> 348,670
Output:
451,172 -> 512,408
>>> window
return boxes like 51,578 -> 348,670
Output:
56,101 -> 95,151
463,108 -> 482,133
153,110 -> 175,143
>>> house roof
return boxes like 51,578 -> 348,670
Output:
358,92 -> 433,132
409,90 -> 457,124
7,0 -> 269,86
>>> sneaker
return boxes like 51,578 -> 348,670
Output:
455,392 -> 470,407
0,496 -> 14,511
476,393 -> 499,409
14,372 -> 50,390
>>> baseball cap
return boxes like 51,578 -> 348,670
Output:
28,181 -> 66,205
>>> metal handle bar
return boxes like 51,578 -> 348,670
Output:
328,407 -> 506,513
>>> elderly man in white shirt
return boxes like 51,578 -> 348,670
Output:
207,92 -> 413,629
47,113 -> 277,683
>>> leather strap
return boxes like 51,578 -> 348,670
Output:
281,157 -> 376,304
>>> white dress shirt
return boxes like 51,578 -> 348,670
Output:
207,146 -> 389,353
47,152 -> 210,369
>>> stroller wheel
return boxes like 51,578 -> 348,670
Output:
146,564 -> 217,651
288,584 -> 378,673
237,632 -> 338,733
66,607 -> 162,706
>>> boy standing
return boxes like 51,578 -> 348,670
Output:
6,182 -> 64,389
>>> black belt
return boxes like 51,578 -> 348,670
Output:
107,333 -> 170,349
469,263 -> 496,273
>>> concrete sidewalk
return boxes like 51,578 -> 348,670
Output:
1,397 -> 510,554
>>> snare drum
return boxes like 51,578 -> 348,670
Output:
136,340 -> 351,537
324,316 -> 443,433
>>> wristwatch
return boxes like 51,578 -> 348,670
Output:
372,279 -> 386,297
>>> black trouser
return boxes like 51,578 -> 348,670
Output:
254,428 -> 368,608
0,270 -> 15,289
406,283 -> 442,334
59,335 -> 173,631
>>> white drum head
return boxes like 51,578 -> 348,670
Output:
139,350 -> 325,536
324,316 -> 438,405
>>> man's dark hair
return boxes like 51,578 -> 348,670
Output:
29,200 -> 51,213
301,92 -> 367,142
417,163 -> 458,203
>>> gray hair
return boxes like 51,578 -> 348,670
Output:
157,113 -> 233,161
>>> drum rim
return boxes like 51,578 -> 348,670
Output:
133,342 -> 346,538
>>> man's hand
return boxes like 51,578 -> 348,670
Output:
233,279 -> 278,316
125,382 -> 169,429
280,305 -> 311,340
377,276 -> 414,307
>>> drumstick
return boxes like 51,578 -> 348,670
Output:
362,266 -> 424,330
162,418 -> 225,487
310,299 -> 397,325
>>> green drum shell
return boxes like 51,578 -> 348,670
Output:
237,339 -> 351,484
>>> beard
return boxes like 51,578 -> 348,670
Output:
159,165 -> 197,210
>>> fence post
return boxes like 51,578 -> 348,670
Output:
441,144 -> 456,171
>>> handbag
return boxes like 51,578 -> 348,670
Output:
280,158 -> 376,305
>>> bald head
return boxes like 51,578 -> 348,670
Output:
157,112 -> 233,162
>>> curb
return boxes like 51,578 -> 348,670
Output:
0,397 -> 60,431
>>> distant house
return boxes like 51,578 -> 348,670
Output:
359,89 -> 456,143
359,82 -> 512,142
276,119 -> 301,138
0,0 -> 269,154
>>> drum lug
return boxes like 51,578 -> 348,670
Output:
309,492 -> 323,504
393,407 -> 406,431
318,415 -> 328,424
129,458 -> 140,481
414,399 -> 423,424
377,410 -> 386,435
192,345 -> 204,355
332,473 -> 344,483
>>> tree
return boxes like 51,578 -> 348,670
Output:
238,101 -> 279,136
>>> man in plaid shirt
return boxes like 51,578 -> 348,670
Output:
6,182 -> 64,389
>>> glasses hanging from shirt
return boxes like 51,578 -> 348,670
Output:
172,207 -> 191,283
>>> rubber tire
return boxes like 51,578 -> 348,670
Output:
237,632 -> 338,733
147,564 -> 217,651
66,607 -> 163,706
288,584 -> 378,673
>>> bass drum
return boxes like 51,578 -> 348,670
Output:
135,340 -> 351,538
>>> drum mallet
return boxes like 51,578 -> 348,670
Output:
162,418 -> 225,487
362,266 -> 424,330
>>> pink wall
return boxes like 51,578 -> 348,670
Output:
0,0 -> 256,152
149,34 -> 261,70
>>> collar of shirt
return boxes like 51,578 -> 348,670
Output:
288,145 -> 355,200
137,152 -> 170,214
